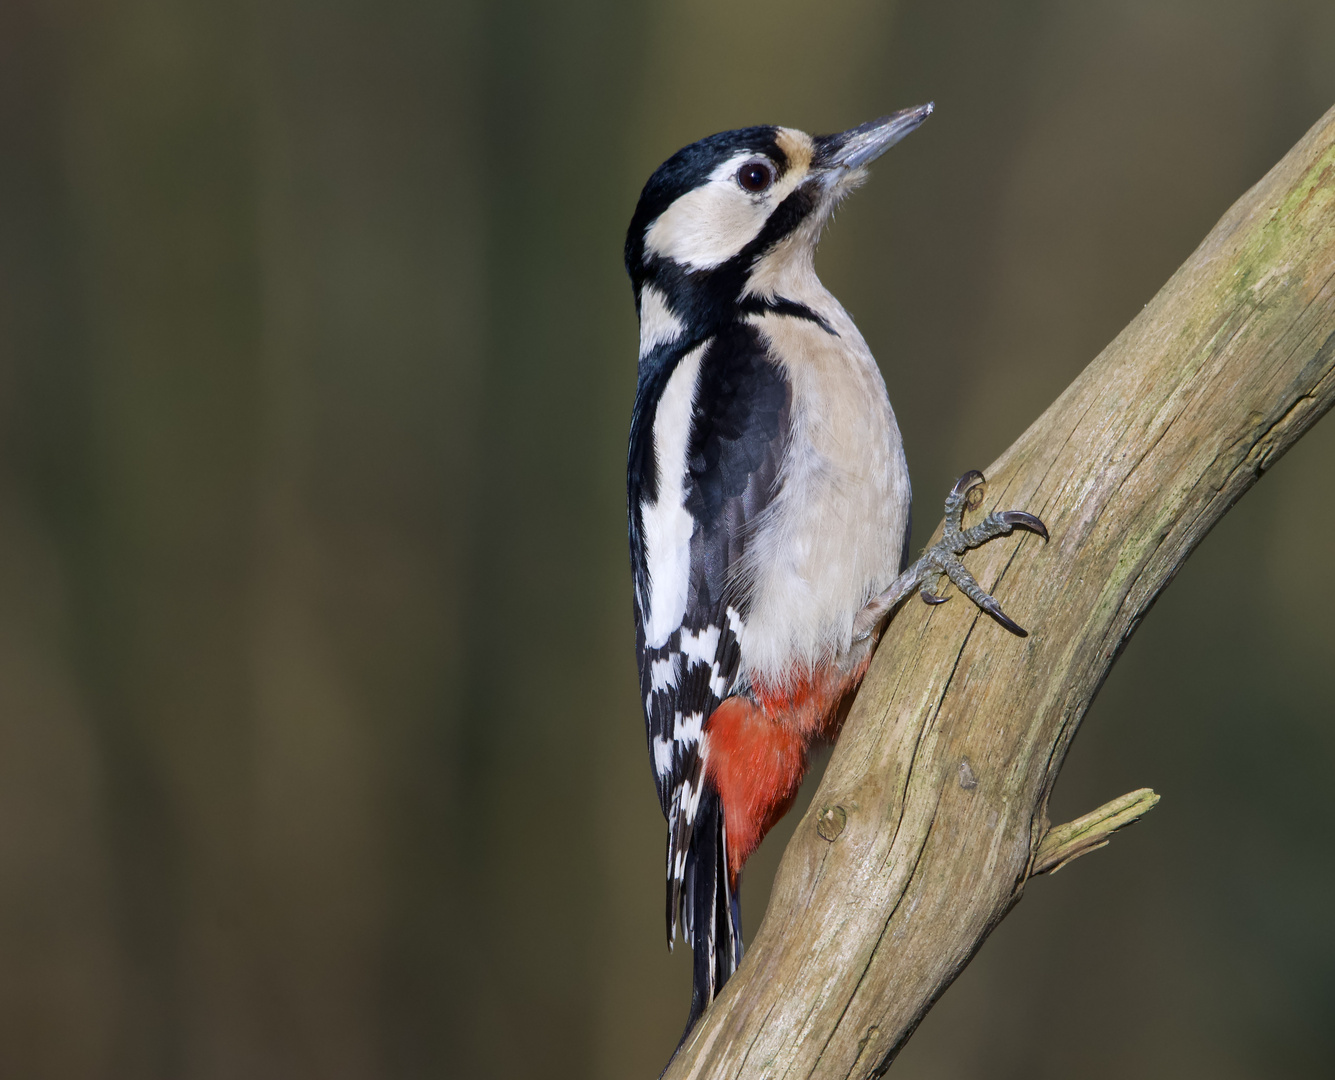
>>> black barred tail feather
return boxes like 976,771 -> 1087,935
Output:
679,781 -> 742,1041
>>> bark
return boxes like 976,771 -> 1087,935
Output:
665,103 -> 1335,1079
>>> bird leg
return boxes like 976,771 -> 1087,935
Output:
853,471 -> 1048,640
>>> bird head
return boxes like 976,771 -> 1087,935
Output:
626,104 -> 933,355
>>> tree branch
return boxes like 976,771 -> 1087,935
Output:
1031,787 -> 1159,876
665,102 -> 1335,1079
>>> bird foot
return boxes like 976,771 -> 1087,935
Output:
853,471 -> 1048,640
910,470 -> 1047,635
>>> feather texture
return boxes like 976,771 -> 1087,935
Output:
626,118 -> 918,1042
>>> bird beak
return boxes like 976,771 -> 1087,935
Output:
818,103 -> 934,172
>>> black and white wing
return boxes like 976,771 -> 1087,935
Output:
628,322 -> 789,945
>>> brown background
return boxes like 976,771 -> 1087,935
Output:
1,1 -> 1333,1077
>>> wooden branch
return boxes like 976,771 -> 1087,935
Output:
1031,787 -> 1159,875
666,103 -> 1335,1079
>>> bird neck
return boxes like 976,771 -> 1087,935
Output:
637,242 -> 831,368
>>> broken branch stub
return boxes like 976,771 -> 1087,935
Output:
666,103 -> 1335,1079
1032,788 -> 1161,875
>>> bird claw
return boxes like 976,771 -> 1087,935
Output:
949,469 -> 985,499
999,510 -> 1049,541
913,471 -> 1047,637
980,595 -> 1027,637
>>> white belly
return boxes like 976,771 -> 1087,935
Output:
737,305 -> 910,684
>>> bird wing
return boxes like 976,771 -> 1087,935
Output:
629,323 -> 790,941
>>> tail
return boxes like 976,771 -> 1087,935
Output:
678,779 -> 742,1041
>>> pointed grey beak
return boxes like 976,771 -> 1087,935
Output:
820,103 -> 934,170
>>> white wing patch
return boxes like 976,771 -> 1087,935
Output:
644,608 -> 747,793
679,625 -> 720,665
650,656 -> 677,693
667,744 -> 708,944
641,341 -> 707,649
652,736 -> 674,775
681,624 -> 727,698
727,606 -> 745,637
677,709 -> 704,746
709,668 -> 727,698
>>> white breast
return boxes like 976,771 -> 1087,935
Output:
736,295 -> 910,684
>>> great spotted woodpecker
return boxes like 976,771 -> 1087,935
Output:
625,105 -> 1047,1038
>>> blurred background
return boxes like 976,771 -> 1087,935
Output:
1,0 -> 1333,1077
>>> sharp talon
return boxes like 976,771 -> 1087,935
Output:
926,474 -> 1044,635
950,470 -> 985,498
1000,511 -> 1049,541
982,597 -> 1028,637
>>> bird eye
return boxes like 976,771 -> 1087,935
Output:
737,161 -> 775,193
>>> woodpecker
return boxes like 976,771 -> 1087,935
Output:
625,104 -> 1047,1039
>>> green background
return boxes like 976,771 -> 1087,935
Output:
1,1 -> 1333,1076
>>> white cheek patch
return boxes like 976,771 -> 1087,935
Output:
642,146 -> 815,272
643,154 -> 769,271
638,284 -> 683,357
641,341 -> 708,648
